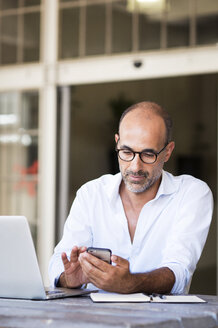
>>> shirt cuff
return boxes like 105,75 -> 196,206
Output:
163,263 -> 190,294
54,274 -> 63,287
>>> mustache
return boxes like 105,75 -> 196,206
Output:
125,170 -> 149,177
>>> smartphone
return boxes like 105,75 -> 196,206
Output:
87,247 -> 112,264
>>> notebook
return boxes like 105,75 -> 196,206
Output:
90,291 -> 206,303
0,216 -> 94,300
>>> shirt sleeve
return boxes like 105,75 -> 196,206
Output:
159,179 -> 213,294
48,185 -> 93,286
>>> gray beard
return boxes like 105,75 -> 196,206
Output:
121,169 -> 162,194
124,176 -> 159,193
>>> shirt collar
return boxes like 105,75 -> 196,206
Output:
105,170 -> 180,203
155,170 -> 180,200
104,173 -> 122,204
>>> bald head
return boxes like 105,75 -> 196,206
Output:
119,102 -> 173,144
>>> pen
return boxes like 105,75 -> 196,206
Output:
151,293 -> 166,300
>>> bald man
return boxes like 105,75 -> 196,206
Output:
49,101 -> 213,295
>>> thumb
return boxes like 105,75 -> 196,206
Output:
111,255 -> 129,269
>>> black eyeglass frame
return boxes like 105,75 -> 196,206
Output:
115,143 -> 169,164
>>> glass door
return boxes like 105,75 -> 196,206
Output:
65,73 -> 217,294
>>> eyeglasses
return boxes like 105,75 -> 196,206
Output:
116,144 -> 168,164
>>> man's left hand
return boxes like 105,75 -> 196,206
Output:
78,252 -> 133,293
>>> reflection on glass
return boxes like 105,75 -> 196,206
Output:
21,92 -> 39,129
139,14 -> 161,50
60,0 -> 79,2
0,92 -> 19,116
21,136 -> 38,167
59,8 -> 79,58
132,0 -> 162,51
112,1 -> 132,53
0,0 -> 19,10
0,5 -> 41,65
23,0 -> 41,6
196,0 -> 218,45
167,18 -> 189,48
0,91 -> 39,245
167,0 -> 189,48
0,0 -> 40,9
86,5 -> 105,56
1,15 -> 18,65
197,15 -> 218,45
23,13 -> 40,62
127,0 -> 165,13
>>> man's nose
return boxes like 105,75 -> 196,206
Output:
129,153 -> 144,170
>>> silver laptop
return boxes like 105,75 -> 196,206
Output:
0,216 -> 94,300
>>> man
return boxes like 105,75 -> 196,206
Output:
49,101 -> 213,294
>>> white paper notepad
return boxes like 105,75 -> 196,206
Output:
90,292 -> 149,303
90,292 -> 206,303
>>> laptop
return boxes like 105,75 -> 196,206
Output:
0,216 -> 94,300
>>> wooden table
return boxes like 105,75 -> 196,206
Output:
0,294 -> 218,327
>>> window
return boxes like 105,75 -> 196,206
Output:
59,0 -> 218,59
0,0 -> 41,65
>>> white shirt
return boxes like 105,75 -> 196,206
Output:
49,170 -> 213,294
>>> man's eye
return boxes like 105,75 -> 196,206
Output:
122,150 -> 132,155
142,152 -> 155,158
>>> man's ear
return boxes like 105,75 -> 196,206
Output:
115,134 -> 119,143
164,141 -> 175,163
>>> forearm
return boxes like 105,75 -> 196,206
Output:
126,267 -> 175,294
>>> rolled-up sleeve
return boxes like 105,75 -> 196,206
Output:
159,179 -> 213,294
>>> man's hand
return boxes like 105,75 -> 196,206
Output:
79,252 -> 175,294
58,246 -> 89,288
79,252 -> 134,293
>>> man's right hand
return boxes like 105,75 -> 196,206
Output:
58,246 -> 89,288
